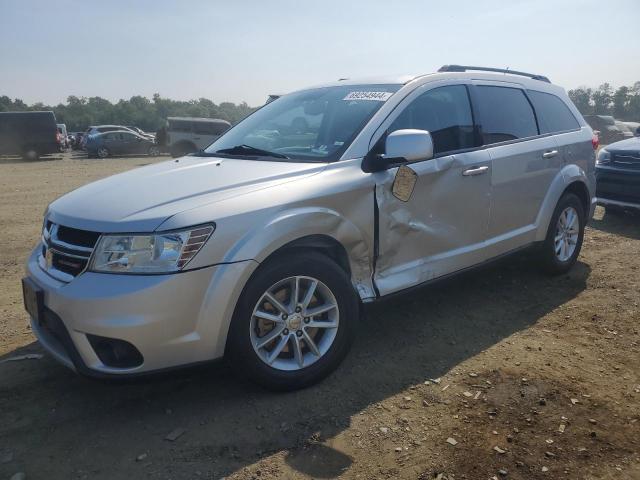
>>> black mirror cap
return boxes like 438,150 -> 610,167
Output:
362,152 -> 389,173
362,152 -> 407,173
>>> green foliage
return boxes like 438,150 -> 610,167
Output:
568,82 -> 640,120
0,94 -> 257,132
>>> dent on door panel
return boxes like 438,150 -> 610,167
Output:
373,152 -> 491,296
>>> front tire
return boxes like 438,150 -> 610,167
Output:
227,252 -> 358,391
97,147 -> 109,158
540,192 -> 585,275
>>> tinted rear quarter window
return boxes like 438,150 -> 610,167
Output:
475,86 -> 538,144
527,91 -> 579,134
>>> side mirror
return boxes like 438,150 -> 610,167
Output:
362,129 -> 434,173
386,129 -> 433,162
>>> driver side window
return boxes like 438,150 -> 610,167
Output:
388,85 -> 477,156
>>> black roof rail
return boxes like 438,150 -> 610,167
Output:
438,65 -> 551,83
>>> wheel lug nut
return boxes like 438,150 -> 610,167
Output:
304,317 -> 310,323
296,330 -> 303,337
283,328 -> 289,335
282,313 -> 288,320
295,306 -> 301,313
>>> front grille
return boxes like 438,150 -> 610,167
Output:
612,152 -> 640,170
42,222 -> 100,280
57,225 -> 100,248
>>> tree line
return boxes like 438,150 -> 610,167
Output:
2,81 -> 639,133
568,82 -> 640,120
0,94 -> 257,132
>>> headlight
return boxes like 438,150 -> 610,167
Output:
90,225 -> 214,274
596,149 -> 611,165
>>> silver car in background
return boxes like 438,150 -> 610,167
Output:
22,66 -> 597,390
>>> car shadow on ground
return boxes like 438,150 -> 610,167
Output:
590,207 -> 640,240
0,252 -> 590,479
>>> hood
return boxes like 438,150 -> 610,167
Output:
47,156 -> 327,232
606,136 -> 640,153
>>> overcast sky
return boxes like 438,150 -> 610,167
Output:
1,0 -> 639,107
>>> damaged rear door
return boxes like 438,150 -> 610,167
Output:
371,83 -> 492,296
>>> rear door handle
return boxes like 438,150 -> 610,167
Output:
542,150 -> 559,159
462,165 -> 489,176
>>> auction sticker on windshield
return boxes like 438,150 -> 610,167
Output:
343,91 -> 394,101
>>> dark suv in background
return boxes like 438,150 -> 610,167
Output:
596,135 -> 640,212
584,115 -> 626,145
0,111 -> 60,160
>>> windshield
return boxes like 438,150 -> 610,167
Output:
205,84 -> 401,161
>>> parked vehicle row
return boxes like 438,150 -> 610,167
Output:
584,115 -> 640,145
86,130 -> 160,158
22,66 -> 601,390
0,113 -> 231,160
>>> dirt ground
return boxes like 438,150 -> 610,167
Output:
0,152 -> 639,480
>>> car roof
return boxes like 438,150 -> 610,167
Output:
290,69 -> 565,96
167,117 -> 231,124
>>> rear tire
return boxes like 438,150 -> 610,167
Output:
539,192 -> 585,275
227,252 -> 359,391
22,148 -> 39,161
170,143 -> 196,158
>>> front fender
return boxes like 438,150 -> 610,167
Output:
534,164 -> 594,242
221,207 -> 376,300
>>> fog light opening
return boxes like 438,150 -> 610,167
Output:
87,334 -> 144,368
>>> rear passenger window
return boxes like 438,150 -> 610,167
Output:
476,86 -> 538,144
389,85 -> 476,155
527,91 -> 580,134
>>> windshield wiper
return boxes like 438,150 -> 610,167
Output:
215,144 -> 289,159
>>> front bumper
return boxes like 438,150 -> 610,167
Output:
595,166 -> 640,210
25,245 -> 258,376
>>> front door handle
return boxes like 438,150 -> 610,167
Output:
542,150 -> 559,159
462,165 -> 489,176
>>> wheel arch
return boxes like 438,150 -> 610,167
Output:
563,180 -> 591,218
208,207 -> 376,301
534,164 -> 594,242
267,234 -> 352,278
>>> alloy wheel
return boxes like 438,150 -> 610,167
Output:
250,275 -> 339,371
554,206 -> 579,262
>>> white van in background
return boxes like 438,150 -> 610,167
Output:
167,117 -> 231,157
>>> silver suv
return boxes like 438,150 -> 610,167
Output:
22,66 -> 596,390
